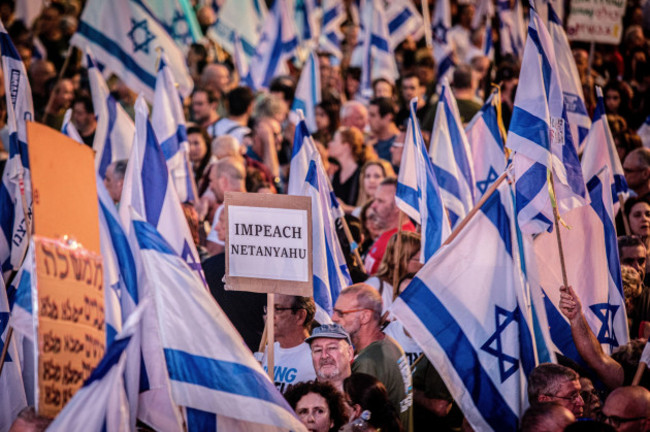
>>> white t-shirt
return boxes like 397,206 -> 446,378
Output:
384,320 -> 422,366
262,342 -> 316,393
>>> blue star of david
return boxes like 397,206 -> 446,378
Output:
481,305 -> 520,383
0,312 -> 12,362
127,18 -> 157,54
589,303 -> 619,348
432,22 -> 448,44
182,240 -> 206,286
166,10 -> 192,45
476,166 -> 499,194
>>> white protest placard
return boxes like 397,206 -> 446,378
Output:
224,192 -> 312,296
566,0 -> 626,44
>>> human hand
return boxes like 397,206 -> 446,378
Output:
559,285 -> 582,322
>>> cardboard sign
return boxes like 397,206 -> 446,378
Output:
34,236 -> 105,418
567,0 -> 625,44
27,122 -> 100,254
224,192 -> 312,296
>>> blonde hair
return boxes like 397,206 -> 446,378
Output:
375,231 -> 421,299
356,160 -> 395,206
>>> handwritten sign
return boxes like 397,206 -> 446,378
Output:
567,0 -> 626,44
225,192 -> 313,296
34,236 -> 105,418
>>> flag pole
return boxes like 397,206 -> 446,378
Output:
549,171 -> 570,288
0,326 -> 13,376
392,212 -> 404,295
266,293 -> 275,382
42,46 -> 76,125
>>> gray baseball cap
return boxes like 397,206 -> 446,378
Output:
305,323 -> 352,346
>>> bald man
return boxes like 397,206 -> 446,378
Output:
520,402 -> 576,432
601,386 -> 650,431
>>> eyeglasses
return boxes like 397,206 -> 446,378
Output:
263,305 -> 298,314
545,392 -> 582,403
624,167 -> 647,174
332,308 -> 369,318
599,413 -> 648,428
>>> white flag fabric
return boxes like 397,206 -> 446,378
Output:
0,276 -> 27,432
46,300 -> 149,432
130,212 -> 308,432
581,86 -> 628,214
6,242 -> 34,341
392,180 -> 537,432
290,119 -> 352,322
429,79 -> 476,227
319,0 -> 345,58
61,109 -> 83,144
497,0 -> 526,59
294,0 -> 319,48
152,51 -> 196,203
465,89 -> 507,201
431,0 -> 455,82
638,115 -> 650,148
291,51 -> 322,133
531,167 -> 629,361
385,0 -> 424,50
0,21 -> 34,279
119,96 -> 205,286
352,0 -> 399,99
147,0 -> 202,47
232,32 -> 251,86
396,98 -> 451,263
209,0 -> 268,61
246,0 -> 299,91
70,0 -> 193,102
548,4 -> 591,153
506,5 -> 587,235
85,50 -> 135,178
472,0 -> 495,59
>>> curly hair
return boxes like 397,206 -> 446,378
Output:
375,231 -> 421,299
284,380 -> 348,432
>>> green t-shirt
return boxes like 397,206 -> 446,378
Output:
352,336 -> 413,432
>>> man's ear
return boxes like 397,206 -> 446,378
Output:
537,394 -> 553,403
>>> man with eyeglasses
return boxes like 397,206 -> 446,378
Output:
261,295 -> 317,393
600,386 -> 650,431
623,149 -> 650,200
332,283 -> 413,431
527,363 -> 585,418
305,324 -> 354,393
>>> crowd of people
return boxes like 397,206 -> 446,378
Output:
5,0 -> 650,430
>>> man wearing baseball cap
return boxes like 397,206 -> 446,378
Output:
306,324 -> 354,393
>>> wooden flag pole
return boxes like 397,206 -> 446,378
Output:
0,327 -> 13,377
549,172 -> 570,288
266,293 -> 275,382
392,213 -> 405,295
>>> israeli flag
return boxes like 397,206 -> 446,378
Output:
506,5 -> 587,235
289,119 -> 352,321
319,0 -> 345,58
472,0 -> 495,59
209,0 -> 267,61
548,4 -> 591,153
638,115 -> 650,148
291,51 -> 321,133
429,79 -> 476,227
385,0 -> 424,50
392,180 -> 537,432
531,167 -> 629,360
152,51 -> 196,203
294,0 -> 319,48
397,98 -> 451,263
130,212 -> 308,431
86,51 -> 135,178
246,0 -> 299,91
0,276 -> 27,431
119,96 -> 205,287
6,242 -> 34,341
431,0 -> 455,82
232,32 -> 251,86
581,87 -> 628,214
70,0 -> 193,102
0,21 -> 34,279
465,89 -> 507,201
61,109 -> 83,144
46,300 -> 148,432
352,0 -> 399,100
497,0 -> 526,59
147,0 -> 202,47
